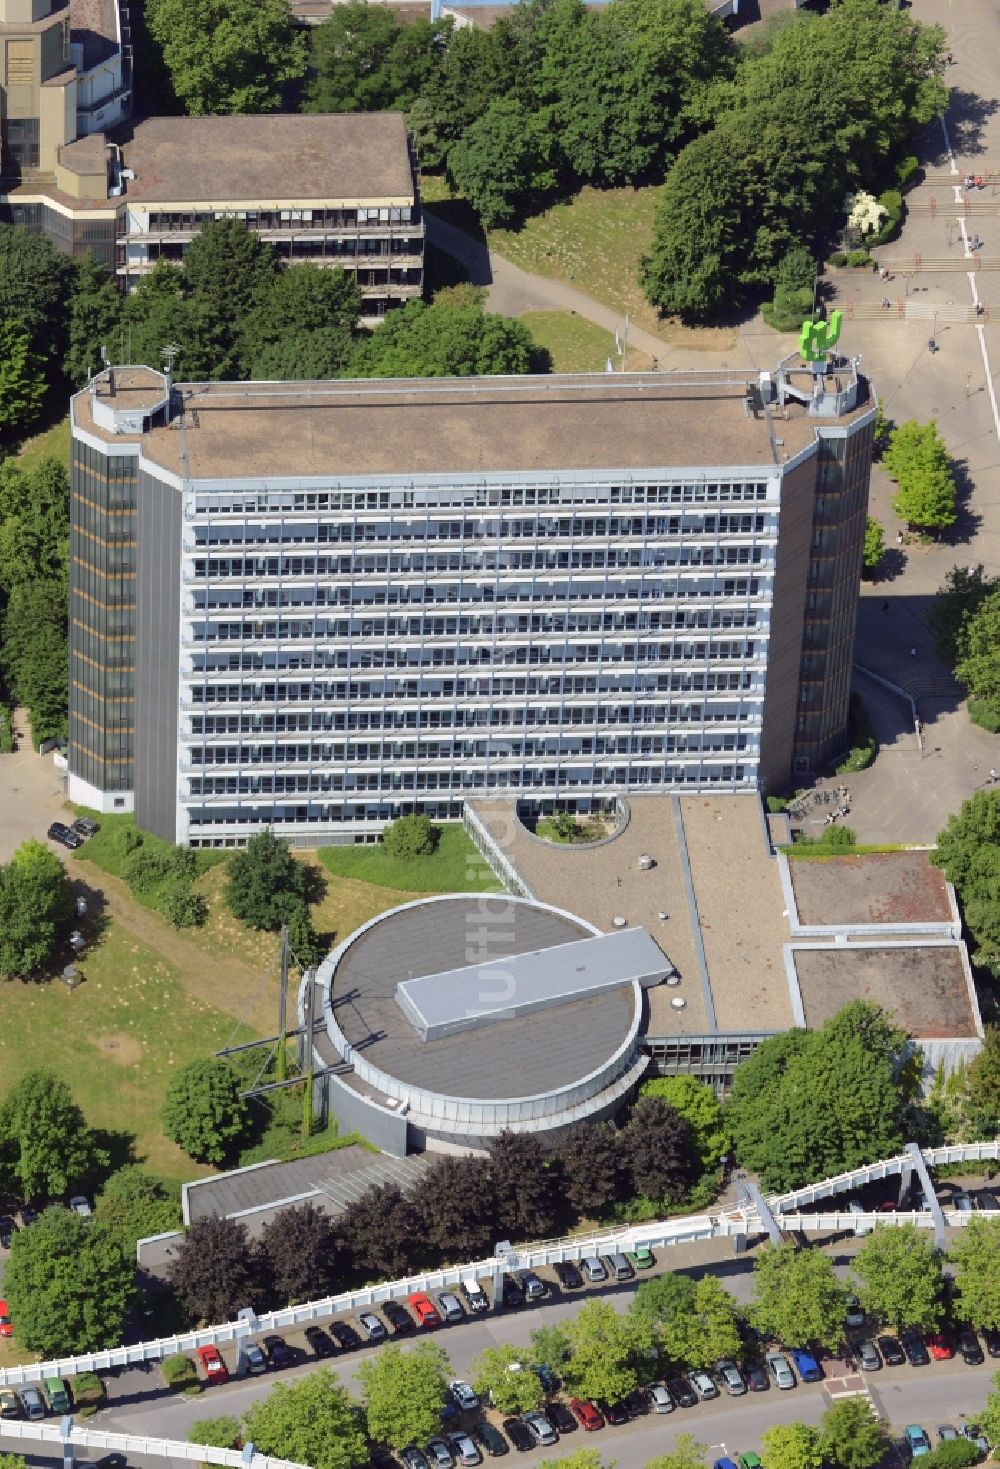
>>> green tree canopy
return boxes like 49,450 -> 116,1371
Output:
0,225 -> 75,372
1,578 -> 69,745
244,264 -> 360,381
750,1241 -> 849,1352
639,1076 -> 729,1176
644,1436 -> 710,1469
726,1002 -> 908,1190
852,1222 -> 943,1332
760,1423 -> 824,1469
950,1214 -> 1000,1329
360,1342 -> 450,1449
954,587 -> 1000,719
0,1069 -> 106,1198
932,792 -> 1000,979
162,1058 -> 248,1164
0,319 -> 46,434
306,3 -> 448,113
167,1215 -> 263,1323
980,1370 -> 1000,1450
530,1324 -> 573,1374
962,1025 -> 1000,1138
473,1344 -> 546,1415
145,0 -> 307,114
224,829 -> 319,931
928,565 -> 998,662
562,1298 -> 655,1402
0,456 -> 70,594
96,1166 -> 182,1255
819,1398 -> 888,1469
66,255 -> 122,386
631,1272 -> 697,1366
3,1207 -> 135,1355
447,99 -> 557,228
884,420 -> 957,530
862,517 -> 885,579
242,1370 -> 368,1469
382,813 -> 440,859
350,296 -> 542,378
919,1443 -> 981,1469
0,839 -> 74,979
188,1418 -> 242,1449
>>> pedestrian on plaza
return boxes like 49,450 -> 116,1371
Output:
882,297 -> 891,309
896,530 -> 904,545
910,646 -> 917,658
990,768 -> 998,785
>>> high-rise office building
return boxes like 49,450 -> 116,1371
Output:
68,357 -> 875,845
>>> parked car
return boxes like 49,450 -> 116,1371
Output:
358,1311 -> 388,1342
502,1419 -> 535,1453
409,1293 -> 443,1328
458,1281 -> 489,1314
68,1195 -> 92,1218
739,1455 -> 762,1469
959,1330 -> 984,1365
978,1191 -> 1000,1212
531,1363 -> 558,1393
20,1386 -> 45,1421
790,1349 -> 823,1383
927,1332 -> 954,1361
570,1399 -> 604,1431
605,1253 -> 634,1283
401,1448 -> 430,1469
581,1256 -> 607,1283
597,1399 -> 629,1426
72,817 -> 100,838
304,1325 -> 336,1358
689,1370 -> 719,1401
244,1342 -> 267,1374
627,1244 -> 655,1271
744,1360 -> 768,1392
647,1383 -> 674,1414
962,1425 -> 990,1458
330,1321 -> 362,1350
0,1216 -> 16,1248
552,1261 -> 583,1290
545,1402 -> 577,1434
845,1296 -> 865,1330
517,1270 -> 546,1301
523,1410 -> 557,1446
20,1206 -> 39,1228
937,1427 -> 959,1442
449,1380 -> 479,1413
262,1334 -> 294,1367
954,1194 -> 975,1214
437,1292 -> 465,1323
857,1340 -> 882,1372
473,1421 -> 509,1457
48,821 -> 82,850
624,1387 -> 649,1418
196,1345 -> 229,1383
766,1351 -> 795,1390
426,1439 -> 454,1469
499,1275 -> 523,1309
901,1332 -> 930,1366
667,1377 -> 698,1408
384,1300 -> 415,1334
0,1389 -> 19,1419
449,1433 -> 482,1467
905,1426 -> 931,1460
716,1360 -> 746,1396
0,1300 -> 12,1339
878,1335 -> 906,1366
45,1379 -> 72,1414
984,1328 -> 1000,1359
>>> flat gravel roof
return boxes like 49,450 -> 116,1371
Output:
793,945 -> 978,1039
331,896 -> 638,1100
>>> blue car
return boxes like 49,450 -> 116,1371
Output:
790,1349 -> 823,1383
714,1459 -> 740,1469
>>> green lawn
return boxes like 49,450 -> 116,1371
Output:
521,310 -> 652,373
17,413 -> 71,469
316,824 -> 502,894
0,920 -> 247,1181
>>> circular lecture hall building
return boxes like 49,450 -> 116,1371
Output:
312,893 -> 670,1155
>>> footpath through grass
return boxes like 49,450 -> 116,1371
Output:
316,824 -> 501,894
520,311 -> 652,372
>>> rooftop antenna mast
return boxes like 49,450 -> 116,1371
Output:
160,342 -> 180,396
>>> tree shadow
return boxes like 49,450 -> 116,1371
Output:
88,1129 -> 140,1191
945,457 -> 983,545
945,89 -> 1000,159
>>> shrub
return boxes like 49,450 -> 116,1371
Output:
969,698 -> 1000,733
823,824 -> 856,848
846,250 -> 872,268
161,881 -> 208,929
762,285 -> 815,333
828,252 -> 849,267
71,1371 -> 105,1418
382,813 -> 440,860
0,707 -> 14,754
868,189 -> 904,246
766,795 -> 790,812
112,822 -> 143,864
835,694 -> 877,774
895,155 -> 921,193
162,1353 -> 198,1390
189,1417 -> 242,1449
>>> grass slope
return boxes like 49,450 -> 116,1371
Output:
316,824 -> 501,894
520,311 -> 652,372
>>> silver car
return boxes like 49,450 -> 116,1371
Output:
581,1256 -> 607,1283
689,1369 -> 719,1400
449,1380 -> 479,1412
766,1351 -> 795,1390
857,1339 -> 882,1371
523,1411 -> 557,1446
648,1382 -> 674,1414
716,1360 -> 746,1396
449,1433 -> 482,1467
358,1310 -> 387,1342
427,1439 -> 454,1469
437,1292 -> 464,1323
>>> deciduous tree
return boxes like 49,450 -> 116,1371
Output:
928,565 -> 998,662
954,588 -> 1000,721
631,1273 -> 697,1367
338,1182 -> 418,1279
0,1069 -> 105,1197
885,420 -> 957,531
0,457 -> 69,594
349,296 -> 541,379
639,1076 -> 728,1176
950,1215 -> 1000,1329
306,4 -> 446,114
244,264 -> 360,381
0,320 -> 46,434
750,1241 -> 848,1352
3,1208 -> 135,1355
962,1025 -> 1000,1138
146,0 -> 306,114
260,1202 -> 340,1306
360,1342 -> 450,1449
188,1418 -> 242,1449
562,1298 -> 655,1402
0,840 -> 74,979
473,1344 -> 546,1415
760,1423 -> 823,1469
383,813 -> 440,859
96,1167 -> 182,1255
66,255 -> 122,386
819,1396 -> 889,1469
167,1216 -> 263,1323
447,99 -> 556,228
621,1095 -> 696,1203
242,1370 -> 367,1469
644,1435 -> 709,1469
224,829 -> 320,932
979,1370 -> 1000,1450
489,1130 -> 562,1240
530,1324 -> 573,1375
932,793 -> 1000,979
553,1121 -> 623,1217
862,518 -> 885,579
410,1154 -> 496,1261
162,1058 -> 248,1165
852,1223 -> 943,1332
1,579 -> 69,745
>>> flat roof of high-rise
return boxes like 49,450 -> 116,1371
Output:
117,113 -> 416,206
72,370 -> 870,481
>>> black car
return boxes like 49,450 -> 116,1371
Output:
901,1331 -> 929,1366
371,1452 -> 399,1469
667,1377 -> 698,1408
501,1275 -> 524,1309
473,1422 -> 509,1458
744,1361 -> 769,1392
597,1399 -> 629,1426
305,1325 -> 336,1358
553,1261 -> 583,1290
545,1403 -> 577,1435
502,1419 -> 535,1453
263,1333 -> 295,1367
19,1206 -> 39,1228
384,1300 -> 415,1333
244,1342 -> 267,1374
401,1449 -> 430,1469
330,1321 -> 363,1351
984,1328 -> 1000,1359
959,1330 -> 984,1365
0,1216 -> 16,1248
878,1336 -> 906,1366
47,821 -> 82,850
72,817 -> 100,839
624,1388 -> 650,1417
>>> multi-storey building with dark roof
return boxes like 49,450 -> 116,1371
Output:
68,356 -> 875,845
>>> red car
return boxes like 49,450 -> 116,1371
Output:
570,1399 -> 604,1431
0,1301 -> 11,1339
408,1292 -> 442,1328
196,1344 -> 229,1382
927,1333 -> 954,1361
